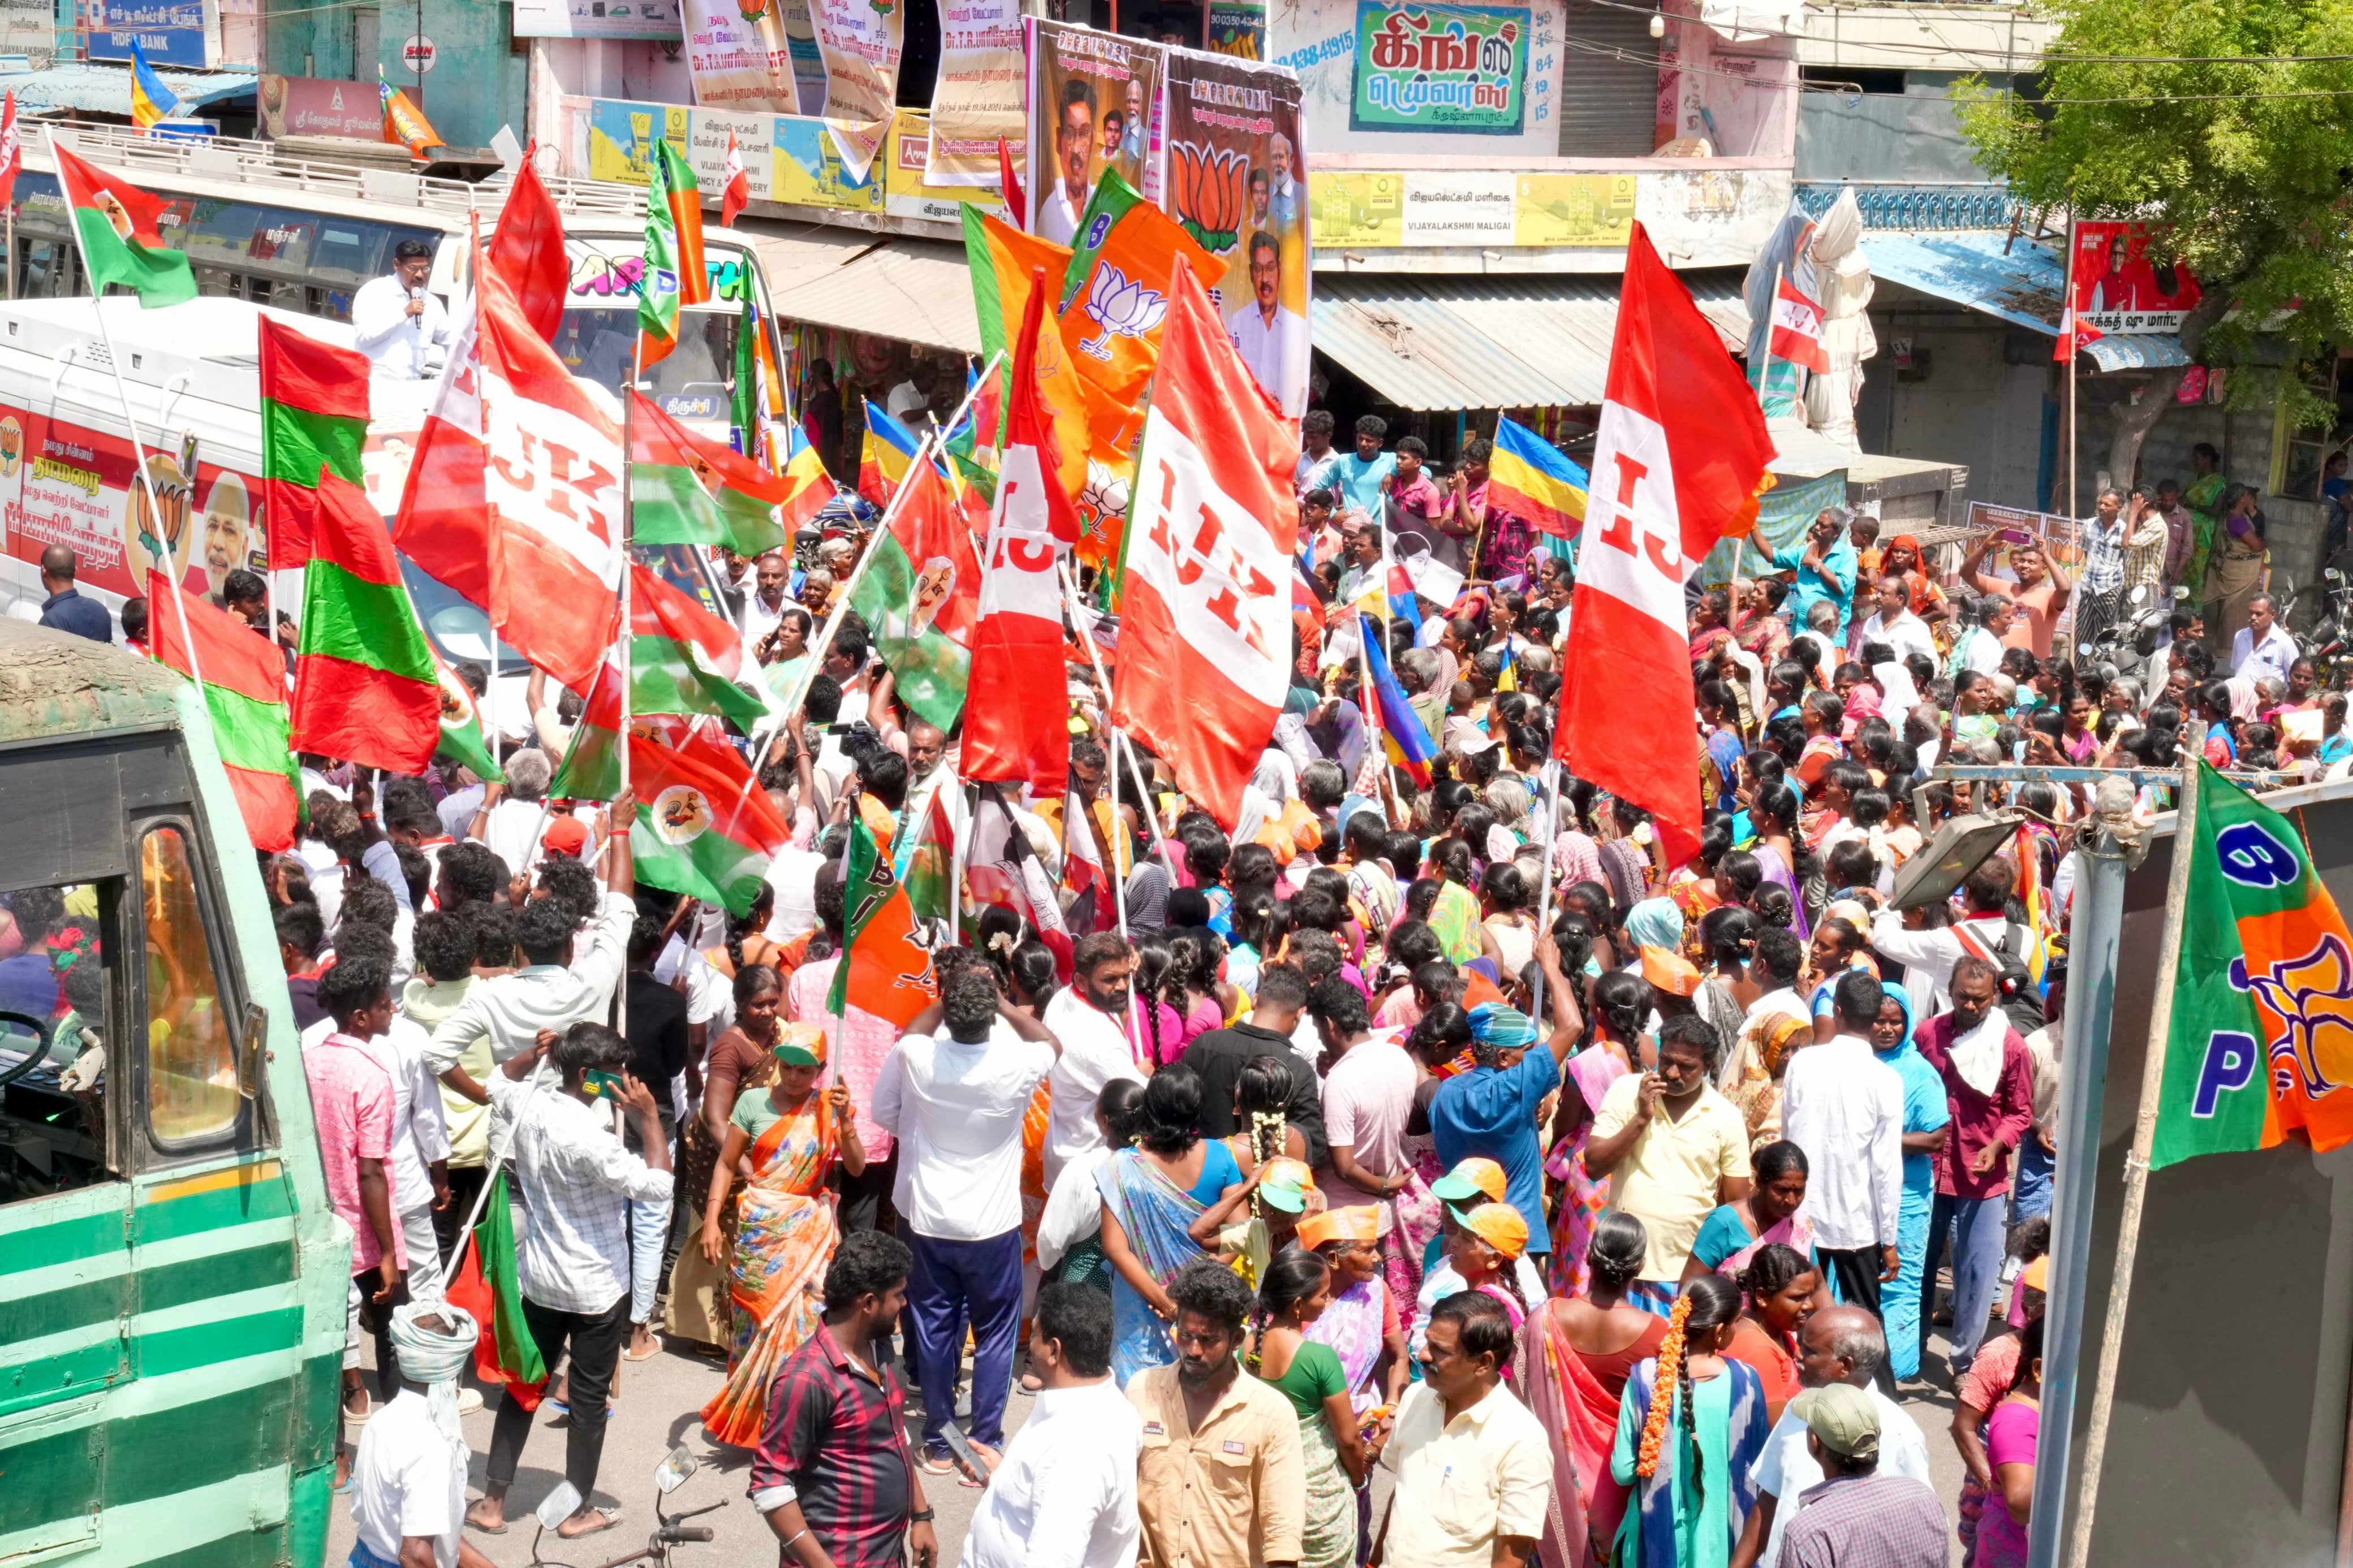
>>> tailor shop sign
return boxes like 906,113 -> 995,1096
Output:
1350,1 -> 1529,135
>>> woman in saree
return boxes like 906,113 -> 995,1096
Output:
1247,1249 -> 1379,1568
1747,783 -> 1814,940
1535,1212 -> 1668,1561
1730,576 -> 1791,666
2182,442 -> 2229,598
1682,1139 -> 1818,1282
696,1025 -> 862,1446
2205,483 -> 2269,642
1722,1012 -> 1808,1154
1545,971 -> 1648,1296
1609,1275 -> 1771,1568
665,965 -> 789,1353
1301,1206 -> 1409,1418
1688,589 -> 1735,662
1880,534 -> 1951,628
1096,1063 -> 1250,1385
1715,1243 -> 1818,1426
1427,838 -> 1488,965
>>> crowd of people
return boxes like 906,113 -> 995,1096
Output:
18,418 -> 2320,1568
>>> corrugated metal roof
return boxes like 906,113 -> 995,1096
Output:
1310,270 -> 1751,412
1861,231 -> 2195,370
0,62 -> 257,113
2082,334 -> 2191,372
757,233 -> 979,355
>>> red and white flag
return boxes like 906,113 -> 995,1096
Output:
969,784 -> 1073,976
1555,222 -> 1773,867
2053,299 -> 2102,362
393,267 -> 625,692
1769,273 -> 1829,374
0,94 -> 21,211
486,154 -> 568,343
1059,787 -> 1113,936
962,270 -> 1073,793
720,132 -> 749,228
1112,257 -> 1296,832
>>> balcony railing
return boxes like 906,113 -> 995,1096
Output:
1796,180 -> 2017,231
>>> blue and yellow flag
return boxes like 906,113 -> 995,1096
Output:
858,400 -> 924,510
128,41 -> 178,130
1360,612 -> 1437,788
1488,414 -> 1589,538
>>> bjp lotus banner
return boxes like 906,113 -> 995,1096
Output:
1161,45 -> 1309,417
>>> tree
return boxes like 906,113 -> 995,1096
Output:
1957,0 -> 2353,485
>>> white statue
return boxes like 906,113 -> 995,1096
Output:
1802,189 -> 1877,451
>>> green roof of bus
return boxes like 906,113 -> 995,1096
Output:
0,620 -> 187,744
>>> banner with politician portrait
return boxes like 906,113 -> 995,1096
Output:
1026,20 -> 1163,247
2069,221 -> 2201,335
1161,46 -> 1308,417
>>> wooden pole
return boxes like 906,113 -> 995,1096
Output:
2060,722 -> 2204,1568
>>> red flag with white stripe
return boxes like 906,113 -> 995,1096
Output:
2053,300 -> 2101,362
1112,257 -> 1296,832
962,271 -> 1072,793
721,132 -> 749,227
1060,786 -> 1113,935
969,784 -> 1073,977
394,268 -> 626,692
0,94 -> 21,211
1555,222 -> 1773,867
1768,273 -> 1829,374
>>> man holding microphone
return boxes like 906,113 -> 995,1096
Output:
353,237 -> 452,381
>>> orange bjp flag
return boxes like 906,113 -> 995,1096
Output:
1057,170 -> 1219,452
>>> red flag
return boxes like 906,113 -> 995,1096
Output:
2053,300 -> 2101,362
721,132 -> 750,227
998,136 -> 1024,231
393,267 -> 625,691
1060,785 -> 1114,935
969,785 -> 1072,978
1768,273 -> 1829,374
1111,257 -> 1296,832
1555,222 -> 1773,868
487,155 -> 568,343
145,571 -> 298,853
0,94 -> 21,212
962,272 -> 1074,793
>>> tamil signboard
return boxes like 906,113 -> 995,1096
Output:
511,0 -> 683,38
1349,0 -> 1529,136
84,0 -> 217,68
2069,221 -> 2202,336
257,74 -> 381,140
1312,169 -> 1634,248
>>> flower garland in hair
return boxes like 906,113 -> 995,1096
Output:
1636,1294 -> 1693,1480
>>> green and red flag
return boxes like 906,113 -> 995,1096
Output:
849,456 -> 978,733
630,561 -> 769,730
432,653 -> 503,784
630,725 -> 790,914
289,471 -> 442,774
53,137 -> 195,307
145,570 -> 298,852
258,316 -> 369,569
636,137 -> 709,371
897,776 -> 956,926
2150,760 -> 2353,1168
827,811 -> 937,1027
548,659 -> 626,803
443,1170 -> 549,1410
631,391 -> 788,558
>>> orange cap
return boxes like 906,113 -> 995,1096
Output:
1297,1205 -> 1382,1251
1462,1202 -> 1529,1260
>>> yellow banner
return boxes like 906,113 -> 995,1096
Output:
1308,170 -> 1636,249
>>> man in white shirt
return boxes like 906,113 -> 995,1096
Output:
956,1281 -> 1141,1568
1947,594 -> 2012,677
1848,574 -> 1937,667
1777,970 -> 1904,1368
349,1304 -> 494,1568
465,1022 -> 673,1539
1036,76 -> 1096,246
1867,854 -> 2033,1011
468,748 -> 559,882
874,962 -> 1065,1470
428,804 -> 637,1147
1729,1307 -> 1937,1568
1295,407 -> 1343,498
1041,933 -> 1146,1187
742,549 -> 795,651
2231,591 -> 2299,685
1226,231 -> 1305,414
351,238 -> 451,381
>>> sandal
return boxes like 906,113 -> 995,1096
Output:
555,1506 -> 623,1539
916,1450 -> 960,1477
623,1333 -> 664,1363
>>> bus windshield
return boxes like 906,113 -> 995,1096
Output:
553,306 -> 738,424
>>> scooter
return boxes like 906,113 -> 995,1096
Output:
528,1444 -> 724,1568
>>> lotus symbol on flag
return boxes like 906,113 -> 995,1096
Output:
1076,264 -> 1167,362
1169,140 -> 1248,254
1079,459 -> 1131,546
653,785 -> 712,845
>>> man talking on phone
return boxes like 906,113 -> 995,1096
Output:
353,237 -> 453,381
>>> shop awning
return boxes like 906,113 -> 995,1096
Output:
1859,231 -> 2190,372
1310,271 -> 1751,412
738,222 -> 980,356
0,63 -> 257,112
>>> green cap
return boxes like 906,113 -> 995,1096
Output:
774,1040 -> 822,1069
1259,1178 -> 1311,1214
1790,1384 -> 1881,1461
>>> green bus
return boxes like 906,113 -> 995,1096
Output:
0,620 -> 348,1567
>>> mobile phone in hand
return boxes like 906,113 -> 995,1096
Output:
937,1420 -> 982,1478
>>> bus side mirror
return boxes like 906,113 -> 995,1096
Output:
238,1001 -> 268,1101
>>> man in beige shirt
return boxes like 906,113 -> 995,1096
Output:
1128,1259 -> 1304,1568
1377,1291 -> 1552,1567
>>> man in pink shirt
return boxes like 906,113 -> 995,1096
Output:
1388,437 -> 1460,571
307,951 -> 404,1481
1309,975 -> 1417,1212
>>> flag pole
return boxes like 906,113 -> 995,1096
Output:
1057,556 -> 1131,943
1757,259 -> 1783,415
53,129 -> 198,689
740,349 -> 1005,794
1525,758 -> 1561,1023
2061,722 -> 2203,1568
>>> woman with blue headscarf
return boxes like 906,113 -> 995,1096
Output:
1865,979 -> 1949,1380
1624,898 -> 1684,966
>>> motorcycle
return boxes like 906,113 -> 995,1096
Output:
2304,567 -> 2353,691
528,1444 -> 723,1568
2078,582 -> 2173,688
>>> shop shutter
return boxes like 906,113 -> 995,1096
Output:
1555,1 -> 1660,158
